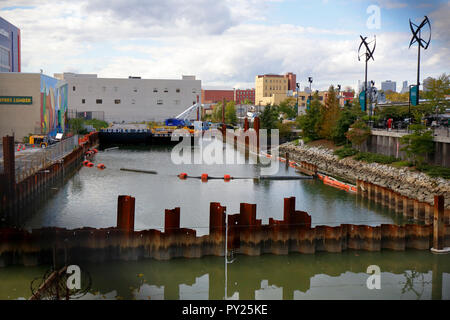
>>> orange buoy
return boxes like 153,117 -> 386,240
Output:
179,173 -> 188,179
87,162 -> 94,167
97,163 -> 105,169
224,174 -> 231,181
201,173 -> 208,182
92,148 -> 98,153
82,160 -> 89,166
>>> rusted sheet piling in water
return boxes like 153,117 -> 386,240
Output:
0,133 -> 100,226
0,195 -> 448,267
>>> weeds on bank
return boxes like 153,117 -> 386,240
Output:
333,147 -> 450,179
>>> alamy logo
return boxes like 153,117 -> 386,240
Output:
366,5 -> 381,30
66,265 -> 81,290
366,265 -> 381,289
170,128 -> 279,176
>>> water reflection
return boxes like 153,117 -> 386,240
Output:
1,251 -> 447,300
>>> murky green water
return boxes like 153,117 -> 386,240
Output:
23,142 -> 405,234
3,141 -> 448,300
1,251 -> 449,300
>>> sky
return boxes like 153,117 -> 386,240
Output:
0,0 -> 449,91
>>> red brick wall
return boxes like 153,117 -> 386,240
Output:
201,90 -> 234,104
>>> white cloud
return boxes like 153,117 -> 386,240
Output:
0,0 -> 448,91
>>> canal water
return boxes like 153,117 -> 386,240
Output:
23,141 -> 406,234
2,141 -> 448,300
1,251 -> 449,300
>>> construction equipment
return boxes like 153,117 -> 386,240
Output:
29,135 -> 57,148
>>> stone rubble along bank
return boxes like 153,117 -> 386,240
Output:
279,142 -> 450,209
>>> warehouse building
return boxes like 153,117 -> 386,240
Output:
0,16 -> 21,73
55,73 -> 202,123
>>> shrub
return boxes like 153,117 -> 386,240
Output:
333,146 -> 358,159
354,152 -> 399,164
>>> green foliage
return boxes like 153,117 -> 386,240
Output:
416,164 -> 450,179
345,119 -> 371,149
85,119 -> 108,130
333,146 -> 358,159
354,152 -> 399,164
391,160 -> 413,168
69,118 -> 87,134
276,121 -> 293,139
422,73 -> 450,114
296,92 -> 322,141
319,85 -> 340,140
212,101 -> 237,125
277,97 -> 297,119
332,109 -> 358,144
260,104 -> 279,130
400,124 -> 434,165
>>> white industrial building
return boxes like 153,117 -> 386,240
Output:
55,73 -> 202,122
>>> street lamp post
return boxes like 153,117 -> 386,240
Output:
337,84 -> 341,107
296,82 -> 299,115
308,77 -> 313,108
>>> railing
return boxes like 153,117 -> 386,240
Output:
14,135 -> 79,183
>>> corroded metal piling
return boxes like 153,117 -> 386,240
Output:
0,194 -> 448,267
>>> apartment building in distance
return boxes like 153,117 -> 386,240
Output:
56,73 -> 201,122
255,72 -> 296,106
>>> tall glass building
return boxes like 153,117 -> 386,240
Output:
0,16 -> 21,72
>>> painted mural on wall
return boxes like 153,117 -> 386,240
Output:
40,74 -> 68,136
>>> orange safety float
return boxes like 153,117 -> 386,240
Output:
201,173 -> 208,182
82,160 -> 89,166
97,163 -> 106,169
224,174 -> 231,181
92,148 -> 98,153
86,162 -> 94,167
178,173 -> 188,179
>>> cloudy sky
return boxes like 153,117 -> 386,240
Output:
1,0 -> 448,91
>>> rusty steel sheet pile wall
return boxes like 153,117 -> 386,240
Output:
0,195 -> 448,267
0,133 -> 99,226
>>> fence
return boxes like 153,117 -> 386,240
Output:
67,110 -> 105,121
14,135 -> 79,183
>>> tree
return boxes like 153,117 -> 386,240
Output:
319,85 -> 341,140
260,104 -> 279,130
278,97 -> 297,119
332,109 -> 358,144
211,100 -> 237,124
296,91 -> 322,141
423,73 -> 450,114
400,124 -> 434,165
345,119 -> 371,150
69,118 -> 86,134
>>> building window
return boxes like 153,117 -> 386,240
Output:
157,99 -> 163,105
192,89 -> 196,93
82,99 -> 86,104
153,88 -> 158,92
96,99 -> 102,104
133,87 -> 138,92
164,88 -> 168,93
73,86 -> 76,91
176,88 -> 180,93
114,99 -> 121,104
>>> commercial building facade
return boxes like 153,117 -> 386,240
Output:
0,73 -> 68,140
57,73 -> 202,122
0,17 -> 21,72
255,73 -> 296,106
234,89 -> 255,104
201,89 -> 234,104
